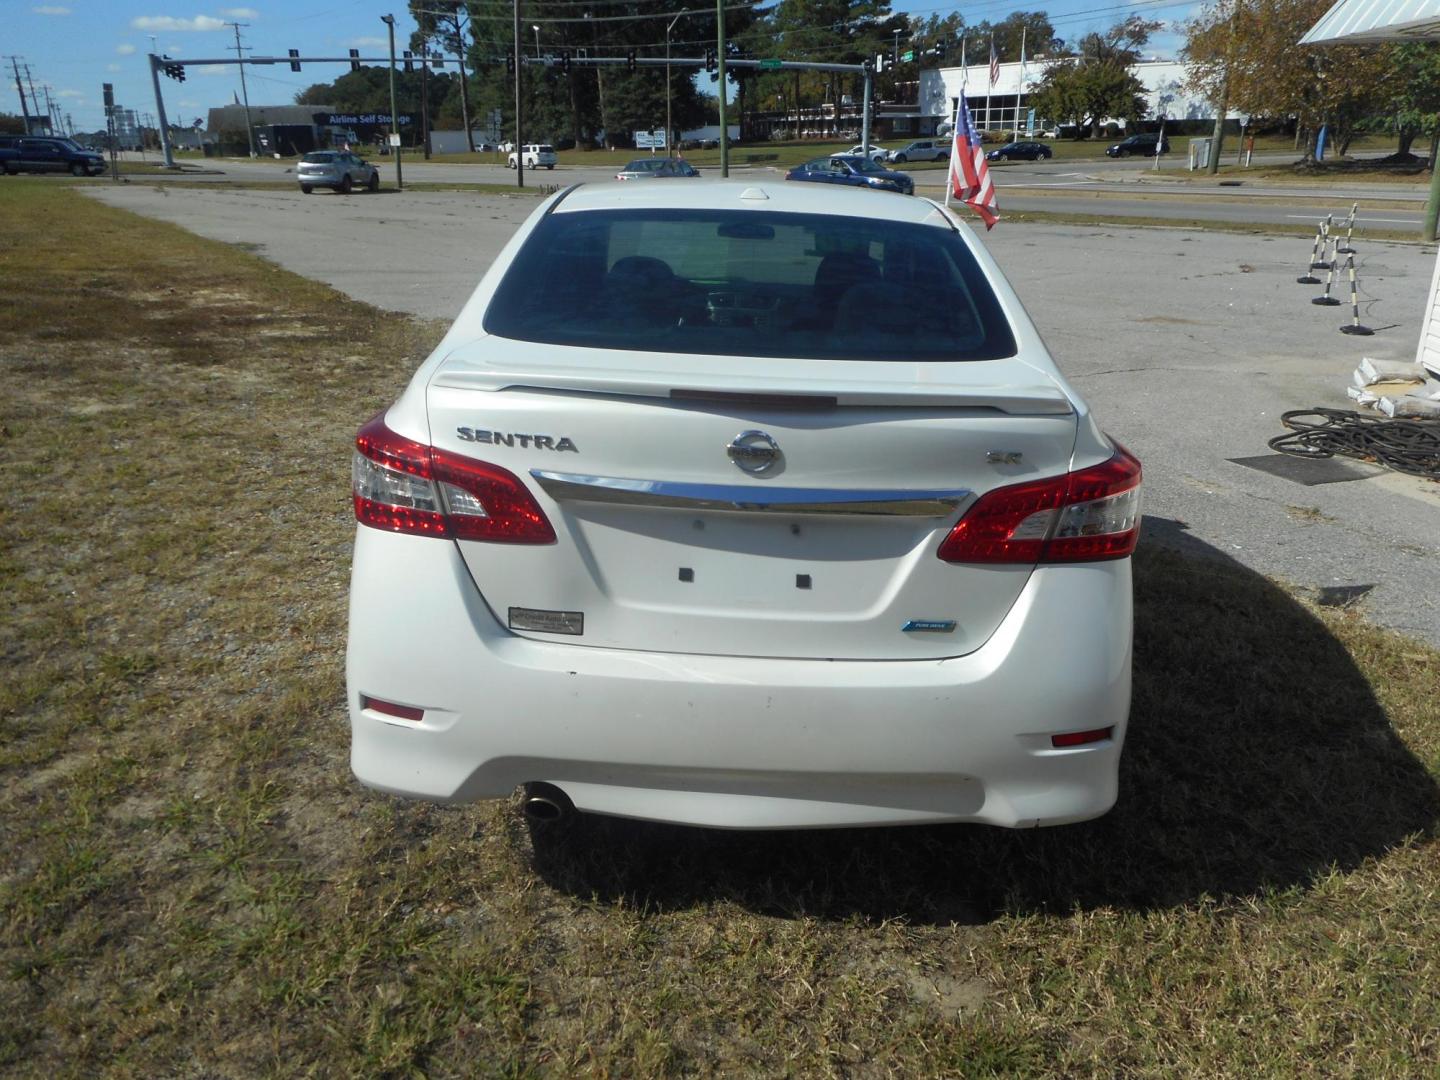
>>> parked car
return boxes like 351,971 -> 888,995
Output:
473,140 -> 499,153
785,154 -> 914,195
1106,133 -> 1171,158
296,150 -> 379,194
846,143 -> 889,163
887,139 -> 949,164
508,143 -> 557,170
615,157 -> 701,180
347,180 -> 1142,831
0,135 -> 105,176
986,141 -> 1053,162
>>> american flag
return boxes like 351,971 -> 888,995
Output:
947,90 -> 997,230
988,38 -> 1000,87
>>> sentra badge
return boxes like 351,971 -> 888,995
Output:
457,427 -> 578,452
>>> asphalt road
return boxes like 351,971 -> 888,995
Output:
84,183 -> 1440,646
90,152 -> 1432,232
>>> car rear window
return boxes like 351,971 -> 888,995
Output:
484,208 -> 1016,362
302,152 -> 336,163
537,145 -> 554,153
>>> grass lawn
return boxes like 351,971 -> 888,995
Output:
2,179 -> 1438,1076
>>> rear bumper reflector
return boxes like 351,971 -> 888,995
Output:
1050,726 -> 1112,748
361,696 -> 425,723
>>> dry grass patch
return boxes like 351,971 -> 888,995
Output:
1,179 -> 1438,1077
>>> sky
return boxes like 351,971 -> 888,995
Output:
5,0 -> 1198,134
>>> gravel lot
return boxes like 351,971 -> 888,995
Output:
87,183 -> 1440,645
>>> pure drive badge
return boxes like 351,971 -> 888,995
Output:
457,427 -> 578,451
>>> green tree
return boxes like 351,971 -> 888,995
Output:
1030,59 -> 1148,135
1376,41 -> 1440,160
1182,0 -> 1388,163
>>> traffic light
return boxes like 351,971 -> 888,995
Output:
627,49 -> 637,72
288,48 -> 301,72
874,52 -> 887,73
560,51 -> 571,73
704,49 -> 716,73
934,37 -> 947,60
349,48 -> 360,72
431,53 -> 443,69
506,48 -> 515,75
403,50 -> 413,73
162,59 -> 186,82
102,83 -> 114,109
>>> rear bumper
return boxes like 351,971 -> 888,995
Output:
347,528 -> 1132,829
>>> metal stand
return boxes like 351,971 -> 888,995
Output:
1312,256 -> 1342,306
1338,253 -> 1373,334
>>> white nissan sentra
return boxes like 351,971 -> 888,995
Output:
347,180 -> 1141,830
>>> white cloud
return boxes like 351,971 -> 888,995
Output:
131,15 -> 225,32
57,89 -> 82,98
346,36 -> 386,48
220,6 -> 258,16
116,43 -> 137,55
107,63 -> 122,72
178,100 -> 200,107
195,64 -> 238,77
32,5 -> 72,14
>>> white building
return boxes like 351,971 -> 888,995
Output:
915,58 -> 1233,135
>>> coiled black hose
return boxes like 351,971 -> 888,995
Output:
1268,408 -> 1440,479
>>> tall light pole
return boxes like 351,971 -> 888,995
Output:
533,24 -> 541,58
716,0 -> 727,176
666,12 -> 682,158
513,0 -> 524,187
381,13 -> 403,190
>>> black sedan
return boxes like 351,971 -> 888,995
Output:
784,154 -> 914,195
986,141 -> 1053,162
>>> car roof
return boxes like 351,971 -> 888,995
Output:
554,180 -> 946,225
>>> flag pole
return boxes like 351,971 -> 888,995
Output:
944,95 -> 961,208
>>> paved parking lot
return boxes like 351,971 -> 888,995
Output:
87,183 -> 1440,645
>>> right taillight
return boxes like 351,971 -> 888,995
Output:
938,444 -> 1141,564
352,412 -> 555,544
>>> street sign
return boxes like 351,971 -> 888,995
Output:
388,133 -> 401,147
634,129 -> 667,149
759,58 -> 782,70
902,50 -> 914,62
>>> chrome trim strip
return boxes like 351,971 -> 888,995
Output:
531,469 -> 971,517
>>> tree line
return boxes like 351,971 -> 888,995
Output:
290,0 -> 1440,161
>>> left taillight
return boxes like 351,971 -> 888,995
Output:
352,412 -> 556,544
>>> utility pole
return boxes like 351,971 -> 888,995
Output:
381,14 -> 403,190
1207,0 -> 1239,175
7,58 -> 31,133
146,54 -> 177,166
513,0 -> 525,187
24,64 -> 42,133
717,0 -> 728,176
226,22 -> 257,157
420,49 -> 432,159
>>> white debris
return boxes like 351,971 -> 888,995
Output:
1356,357 -> 1426,386
1346,385 -> 1380,406
1377,393 -> 1440,418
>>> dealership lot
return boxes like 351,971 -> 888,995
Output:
88,182 -> 1440,645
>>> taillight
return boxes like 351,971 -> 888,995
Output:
352,412 -> 555,544
938,444 -> 1141,564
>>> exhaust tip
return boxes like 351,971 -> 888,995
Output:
522,781 -> 573,824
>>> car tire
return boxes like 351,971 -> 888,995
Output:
367,172 -> 380,192
1042,150 -> 1052,160
70,161 -> 86,177
339,174 -> 353,194
892,154 -> 907,164
508,159 -> 516,169
4,162 -> 18,175
300,183 -> 313,194
547,164 -> 554,170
